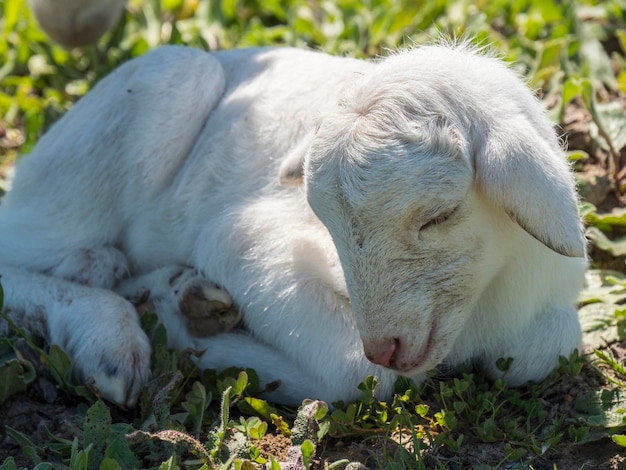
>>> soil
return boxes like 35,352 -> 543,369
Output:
1,363 -> 624,468
0,395 -> 82,461
0,100 -> 625,469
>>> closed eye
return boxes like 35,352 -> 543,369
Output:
421,206 -> 459,232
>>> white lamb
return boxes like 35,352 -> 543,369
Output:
0,43 -> 587,408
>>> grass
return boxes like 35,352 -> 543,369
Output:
0,313 -> 602,469
1,0 -> 626,468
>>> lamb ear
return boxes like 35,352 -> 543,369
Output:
279,132 -> 316,186
474,118 -> 586,258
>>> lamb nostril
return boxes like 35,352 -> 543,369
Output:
365,337 -> 399,368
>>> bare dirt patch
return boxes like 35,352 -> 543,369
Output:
0,395 -> 82,466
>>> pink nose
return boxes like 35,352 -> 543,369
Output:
364,337 -> 398,367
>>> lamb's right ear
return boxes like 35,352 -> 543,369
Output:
279,132 -> 316,186
474,117 -> 586,259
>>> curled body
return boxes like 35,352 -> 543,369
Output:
0,44 -> 586,407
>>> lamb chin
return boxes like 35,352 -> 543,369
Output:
394,325 -> 444,374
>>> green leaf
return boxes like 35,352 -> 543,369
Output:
613,434 -> 626,447
453,400 -> 466,414
139,311 -> 159,335
575,388 -> 626,428
0,457 -> 16,470
568,424 -> 590,443
317,420 -> 330,441
181,381 -> 210,434
44,344 -> 73,390
234,370 -> 249,395
157,455 -> 180,470
505,443 -> 527,462
33,464 -> 54,470
0,359 -> 27,404
585,207 -> 626,230
589,101 -> 626,153
357,375 -> 379,404
104,424 -> 139,469
73,385 -> 97,403
579,303 -> 624,349
83,401 -> 112,469
99,458 -> 120,470
219,386 -> 232,438
562,76 -> 584,106
0,457 -> 17,470
151,323 -> 168,348
69,438 -> 90,470
4,425 -> 44,462
221,0 -> 238,21
2,0 -> 25,35
577,22 -> 617,89
239,396 -> 278,421
496,357 -> 513,372
566,149 -> 589,162
300,439 -> 316,469
595,349 -> 626,378
415,403 -> 429,418
248,420 -> 267,440
237,461 -> 257,470
579,270 -> 626,306
161,0 -> 183,12
587,227 -> 626,256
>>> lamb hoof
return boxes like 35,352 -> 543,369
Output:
179,282 -> 241,336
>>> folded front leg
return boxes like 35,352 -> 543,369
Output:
116,265 -> 241,341
0,265 -> 151,407
115,263 -> 397,406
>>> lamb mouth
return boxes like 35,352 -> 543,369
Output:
393,324 -> 440,374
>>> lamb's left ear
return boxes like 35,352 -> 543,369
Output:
474,117 -> 586,258
279,132 -> 316,186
